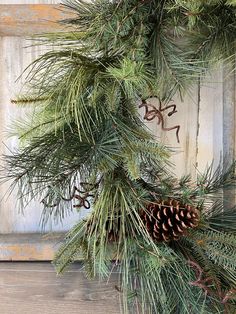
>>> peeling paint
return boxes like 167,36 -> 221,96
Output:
0,4 -> 73,36
0,234 -> 65,261
0,244 -> 54,259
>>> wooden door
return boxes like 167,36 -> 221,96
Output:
0,0 -> 81,260
0,1 -> 235,260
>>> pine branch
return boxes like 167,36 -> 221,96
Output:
2,1 -> 236,313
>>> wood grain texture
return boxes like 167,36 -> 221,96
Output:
0,4 -> 70,36
143,65 -> 234,179
223,62 -> 236,165
0,1 -> 60,3
197,68 -> 224,172
0,36 -> 85,233
171,87 -> 199,178
223,62 -> 236,207
0,233 -> 66,261
141,86 -> 200,178
0,262 -> 121,314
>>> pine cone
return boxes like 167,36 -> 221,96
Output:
142,199 -> 200,242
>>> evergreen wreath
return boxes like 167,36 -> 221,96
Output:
2,0 -> 236,313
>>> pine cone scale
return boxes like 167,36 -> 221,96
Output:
142,199 -> 200,242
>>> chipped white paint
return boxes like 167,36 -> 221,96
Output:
0,233 -> 64,260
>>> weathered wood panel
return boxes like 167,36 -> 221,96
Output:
0,233 -> 65,261
146,65 -> 234,178
223,63 -> 236,165
0,36 -> 82,233
197,68 -> 224,171
0,4 -> 66,36
0,0 -> 59,2
0,2 -> 235,236
0,262 -> 120,314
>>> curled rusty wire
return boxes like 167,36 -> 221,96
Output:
188,260 -> 213,295
188,260 -> 236,311
41,182 -> 97,209
73,191 -> 94,209
139,97 -> 180,143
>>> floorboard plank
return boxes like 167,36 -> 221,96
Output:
0,262 -> 121,314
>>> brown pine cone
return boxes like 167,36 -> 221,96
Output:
142,199 -> 200,242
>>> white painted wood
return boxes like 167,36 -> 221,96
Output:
141,66 -> 229,179
222,62 -> 236,208
142,85 -> 200,178
169,87 -> 200,178
197,67 -> 224,172
0,37 -> 82,233
223,63 -> 235,165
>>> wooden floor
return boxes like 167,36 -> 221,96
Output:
0,262 -> 121,314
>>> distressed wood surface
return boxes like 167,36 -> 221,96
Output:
223,63 -> 236,166
0,262 -> 120,314
0,2 -> 82,234
0,233 -> 66,261
145,65 -> 233,178
0,2 -> 236,235
0,36 -> 84,234
196,68 -> 224,170
0,4 -> 63,36
0,1 -> 59,3
222,63 -> 236,207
